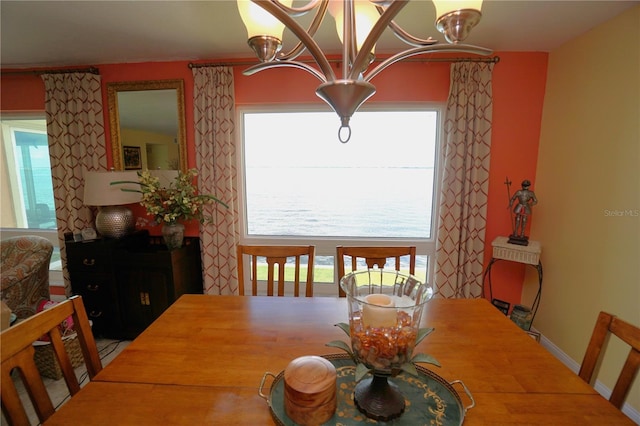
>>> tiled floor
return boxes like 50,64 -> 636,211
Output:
3,338 -> 130,425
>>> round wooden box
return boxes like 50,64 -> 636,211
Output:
284,355 -> 337,426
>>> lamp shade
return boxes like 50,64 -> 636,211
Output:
83,171 -> 142,206
433,0 -> 483,18
329,0 -> 378,54
237,0 -> 293,40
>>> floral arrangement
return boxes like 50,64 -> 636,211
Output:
114,169 -> 227,225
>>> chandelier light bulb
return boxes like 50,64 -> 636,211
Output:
329,0 -> 379,54
433,0 -> 482,18
237,0 -> 291,40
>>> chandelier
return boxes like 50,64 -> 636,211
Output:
237,0 -> 491,142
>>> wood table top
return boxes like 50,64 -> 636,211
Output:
45,295 -> 634,425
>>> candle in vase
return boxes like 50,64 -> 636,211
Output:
362,294 -> 397,328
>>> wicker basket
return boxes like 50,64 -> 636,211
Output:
33,332 -> 84,380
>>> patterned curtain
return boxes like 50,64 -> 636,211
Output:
192,66 -> 239,295
434,62 -> 494,299
41,73 -> 107,294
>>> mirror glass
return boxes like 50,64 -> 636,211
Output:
107,79 -> 186,172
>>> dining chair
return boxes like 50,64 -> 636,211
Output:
1,295 -> 102,425
578,311 -> 640,410
236,245 -> 315,297
336,246 -> 416,297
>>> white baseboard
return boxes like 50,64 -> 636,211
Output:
535,327 -> 640,424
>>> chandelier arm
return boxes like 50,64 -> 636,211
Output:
372,4 -> 438,48
348,0 -> 409,80
363,44 -> 494,82
252,0 -> 335,81
387,21 -> 439,47
242,61 -> 328,84
278,0 -> 330,61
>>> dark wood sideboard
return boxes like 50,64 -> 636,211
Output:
65,231 -> 202,339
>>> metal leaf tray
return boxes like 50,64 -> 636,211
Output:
259,353 -> 473,426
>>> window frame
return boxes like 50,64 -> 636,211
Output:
0,111 -> 60,270
236,104 -> 444,291
1,113 -> 54,228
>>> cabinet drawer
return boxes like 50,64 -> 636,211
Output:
67,246 -> 112,272
67,254 -> 111,273
83,299 -> 115,335
82,296 -> 112,321
70,274 -> 112,297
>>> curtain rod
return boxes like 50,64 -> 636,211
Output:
1,66 -> 100,76
188,55 -> 500,69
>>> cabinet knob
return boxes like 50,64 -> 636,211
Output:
83,258 -> 96,266
89,310 -> 103,318
87,284 -> 99,291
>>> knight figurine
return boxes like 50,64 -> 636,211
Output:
508,179 -> 538,246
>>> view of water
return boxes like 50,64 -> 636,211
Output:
30,168 -> 55,209
246,166 -> 434,239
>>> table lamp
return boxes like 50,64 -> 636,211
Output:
83,170 -> 142,238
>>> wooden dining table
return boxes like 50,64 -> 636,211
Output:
44,295 -> 634,425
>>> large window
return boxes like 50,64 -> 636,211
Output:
238,106 -> 443,291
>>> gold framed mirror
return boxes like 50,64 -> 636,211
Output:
107,79 -> 187,172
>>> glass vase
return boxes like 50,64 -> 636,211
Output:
161,222 -> 185,250
340,269 -> 434,421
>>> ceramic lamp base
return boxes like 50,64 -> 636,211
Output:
95,206 -> 134,239
354,374 -> 405,421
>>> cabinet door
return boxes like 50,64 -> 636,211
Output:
116,266 -> 172,338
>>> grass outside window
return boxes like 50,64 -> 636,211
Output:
254,265 -> 426,284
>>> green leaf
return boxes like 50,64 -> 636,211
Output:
334,322 -> 351,337
325,340 -> 353,356
400,362 -> 419,377
415,327 -> 435,346
355,363 -> 372,382
411,352 -> 441,367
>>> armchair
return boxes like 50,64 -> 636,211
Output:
1,235 -> 53,319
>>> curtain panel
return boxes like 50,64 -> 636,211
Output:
192,66 -> 240,295
41,73 -> 107,294
434,62 -> 494,299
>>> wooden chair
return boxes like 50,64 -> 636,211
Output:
1,295 -> 102,425
236,245 -> 315,297
336,246 -> 416,297
578,311 -> 640,409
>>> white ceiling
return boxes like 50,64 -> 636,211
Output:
2,1 -> 636,137
1,1 -> 638,69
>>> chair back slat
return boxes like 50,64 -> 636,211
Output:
336,246 -> 416,297
579,311 -> 640,409
237,245 -> 315,297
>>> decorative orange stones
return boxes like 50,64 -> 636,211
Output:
284,355 -> 337,425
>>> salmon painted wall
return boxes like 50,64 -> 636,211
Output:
0,51 -> 547,307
